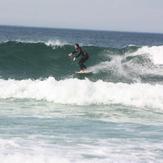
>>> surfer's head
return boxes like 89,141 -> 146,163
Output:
74,43 -> 80,49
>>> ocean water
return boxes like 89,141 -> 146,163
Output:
0,25 -> 163,163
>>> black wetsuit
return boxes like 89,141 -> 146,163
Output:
72,47 -> 89,70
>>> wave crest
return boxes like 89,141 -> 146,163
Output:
0,77 -> 163,109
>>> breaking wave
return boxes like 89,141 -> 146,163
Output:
0,77 -> 163,109
0,41 -> 163,83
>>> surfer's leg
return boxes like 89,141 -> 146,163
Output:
82,56 -> 89,69
79,56 -> 88,70
79,62 -> 85,70
79,57 -> 87,70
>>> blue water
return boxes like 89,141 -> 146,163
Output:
1,25 -> 163,48
0,25 -> 163,163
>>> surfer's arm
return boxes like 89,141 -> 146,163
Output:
72,50 -> 81,58
75,52 -> 81,58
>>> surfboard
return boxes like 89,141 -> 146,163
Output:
75,70 -> 92,74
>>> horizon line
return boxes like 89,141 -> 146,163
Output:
0,24 -> 163,35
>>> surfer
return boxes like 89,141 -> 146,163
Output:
71,43 -> 89,71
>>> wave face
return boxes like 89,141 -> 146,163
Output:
0,41 -> 104,79
0,41 -> 163,83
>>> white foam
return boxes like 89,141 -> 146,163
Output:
0,77 -> 163,109
88,56 -> 141,82
0,154 -> 70,163
0,138 -> 162,163
0,138 -> 70,163
0,39 -> 67,47
45,40 -> 67,47
88,56 -> 127,76
132,45 -> 163,65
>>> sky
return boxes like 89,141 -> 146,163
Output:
0,0 -> 163,33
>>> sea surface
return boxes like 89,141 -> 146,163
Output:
0,25 -> 163,163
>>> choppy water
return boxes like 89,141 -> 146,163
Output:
0,25 -> 163,163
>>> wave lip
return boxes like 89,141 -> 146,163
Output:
131,45 -> 163,65
0,77 -> 163,109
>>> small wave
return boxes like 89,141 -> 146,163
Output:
0,39 -> 68,47
0,77 -> 163,109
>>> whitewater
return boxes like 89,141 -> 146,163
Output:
0,26 -> 163,163
1,77 -> 163,109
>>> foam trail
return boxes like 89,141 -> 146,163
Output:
0,77 -> 163,109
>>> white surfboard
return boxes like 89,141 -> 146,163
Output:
75,70 -> 92,74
